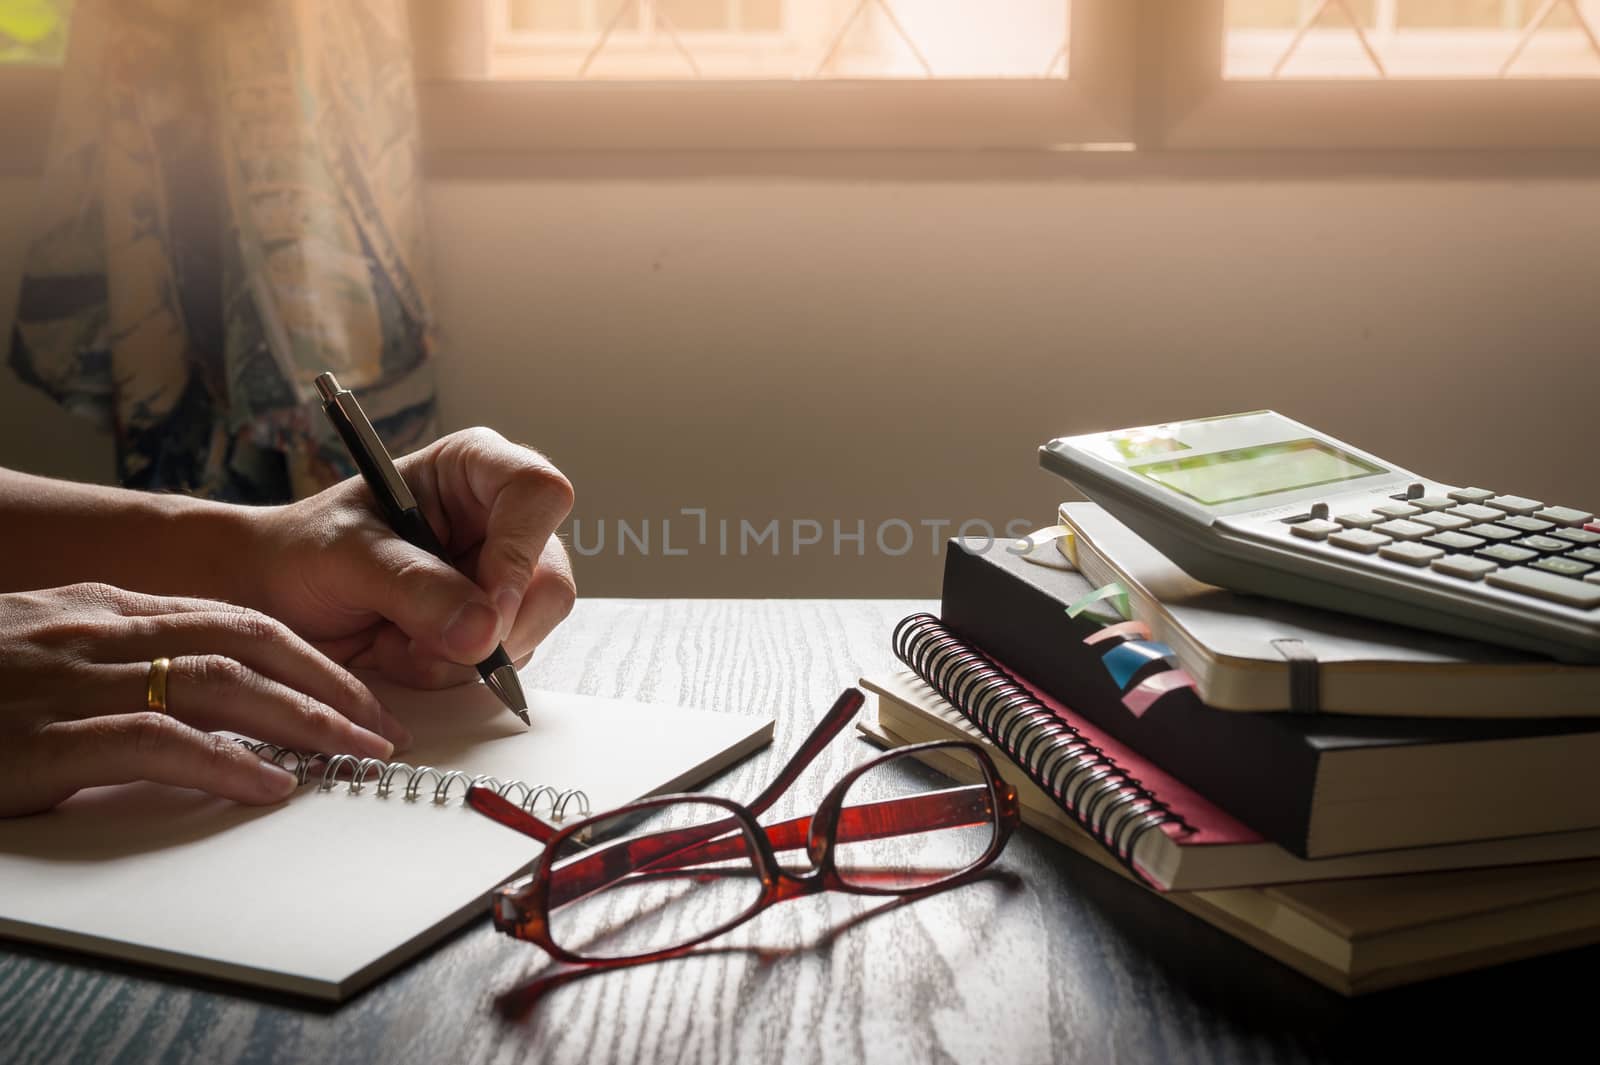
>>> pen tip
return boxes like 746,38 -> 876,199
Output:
486,663 -> 529,724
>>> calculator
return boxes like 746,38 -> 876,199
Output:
1039,411 -> 1600,664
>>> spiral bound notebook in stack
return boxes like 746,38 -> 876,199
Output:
0,679 -> 772,1001
859,660 -> 1600,993
862,631 -> 1600,891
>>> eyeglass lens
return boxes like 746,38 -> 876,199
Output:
546,799 -> 764,962
832,747 -> 998,892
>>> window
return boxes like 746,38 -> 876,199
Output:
0,0 -> 71,65
415,2 -> 1131,153
488,0 -> 1070,80
1148,0 -> 1600,149
1225,0 -> 1600,78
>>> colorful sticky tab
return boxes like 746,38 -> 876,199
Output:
1014,526 -> 1075,568
1083,620 -> 1152,646
1065,582 -> 1130,622
1122,670 -> 1197,717
1101,640 -> 1179,690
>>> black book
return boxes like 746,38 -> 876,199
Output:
939,537 -> 1600,859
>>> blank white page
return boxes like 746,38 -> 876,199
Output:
0,679 -> 772,1000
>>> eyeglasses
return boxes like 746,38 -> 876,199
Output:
465,687 -> 1020,967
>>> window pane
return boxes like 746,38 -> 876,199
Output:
0,0 -> 71,65
492,0 -> 1070,80
1225,0 -> 1600,78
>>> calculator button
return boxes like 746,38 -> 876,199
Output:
1478,544 -> 1538,565
1571,547 -> 1600,565
1487,567 -> 1600,608
1290,518 -> 1343,541
1375,502 -> 1422,519
1448,487 -> 1496,504
1432,556 -> 1499,581
1589,573 -> 1600,585
1555,529 -> 1600,546
1517,535 -> 1569,554
1486,495 -> 1544,516
1411,495 -> 1455,511
1424,531 -> 1486,552
1447,503 -> 1503,523
1536,506 -> 1595,528
1373,519 -> 1432,540
1498,515 -> 1555,534
1380,542 -> 1444,566
1588,522 -> 1600,534
1329,529 -> 1391,554
1466,523 -> 1522,542
1532,557 -> 1595,578
1336,512 -> 1381,529
1413,511 -> 1473,533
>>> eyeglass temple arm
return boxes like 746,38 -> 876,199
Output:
467,687 -> 864,845
648,785 -> 1000,871
465,789 -> 561,842
540,785 -> 1002,910
742,687 -> 865,818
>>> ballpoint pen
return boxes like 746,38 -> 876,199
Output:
315,371 -> 531,727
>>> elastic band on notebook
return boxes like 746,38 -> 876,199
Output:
1100,640 -> 1180,691
1270,638 -> 1321,713
1121,670 -> 1196,718
1083,620 -> 1152,646
1066,581 -> 1130,622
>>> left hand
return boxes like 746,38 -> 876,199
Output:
246,428 -> 577,690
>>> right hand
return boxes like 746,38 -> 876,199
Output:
0,582 -> 409,818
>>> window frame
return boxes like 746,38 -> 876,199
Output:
1146,0 -> 1600,150
414,0 -> 1134,153
3,0 -> 1600,175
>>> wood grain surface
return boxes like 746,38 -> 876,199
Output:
1,599 -> 1593,1065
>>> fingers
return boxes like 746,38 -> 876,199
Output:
356,538 -> 575,690
420,429 -> 574,636
106,657 -> 396,759
347,533 -> 504,666
103,610 -> 408,747
29,714 -> 301,811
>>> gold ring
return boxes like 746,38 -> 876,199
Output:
147,657 -> 171,714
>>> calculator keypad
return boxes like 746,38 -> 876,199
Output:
1285,486 -> 1600,614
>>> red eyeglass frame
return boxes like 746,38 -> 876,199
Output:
467,687 -> 1021,968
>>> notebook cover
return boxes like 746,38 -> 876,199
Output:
937,537 -> 1600,857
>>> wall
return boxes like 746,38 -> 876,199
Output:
1,157 -> 1596,596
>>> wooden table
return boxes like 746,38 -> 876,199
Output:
2,599 -> 1593,1064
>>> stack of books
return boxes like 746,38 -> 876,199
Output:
859,503 -> 1600,995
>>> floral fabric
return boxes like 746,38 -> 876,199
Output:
9,0 -> 438,501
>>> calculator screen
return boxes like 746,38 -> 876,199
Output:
1129,439 -> 1385,506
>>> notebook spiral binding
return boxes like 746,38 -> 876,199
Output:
892,613 -> 1189,877
234,739 -> 591,821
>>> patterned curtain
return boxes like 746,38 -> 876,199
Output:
8,0 -> 438,502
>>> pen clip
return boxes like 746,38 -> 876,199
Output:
317,374 -> 418,512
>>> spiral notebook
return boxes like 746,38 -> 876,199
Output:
872,616 -> 1600,891
0,679 -> 772,1001
861,657 -> 1600,994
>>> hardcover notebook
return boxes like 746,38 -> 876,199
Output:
860,668 -> 1600,995
0,679 -> 773,1001
1056,501 -> 1600,717
939,537 -> 1600,858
